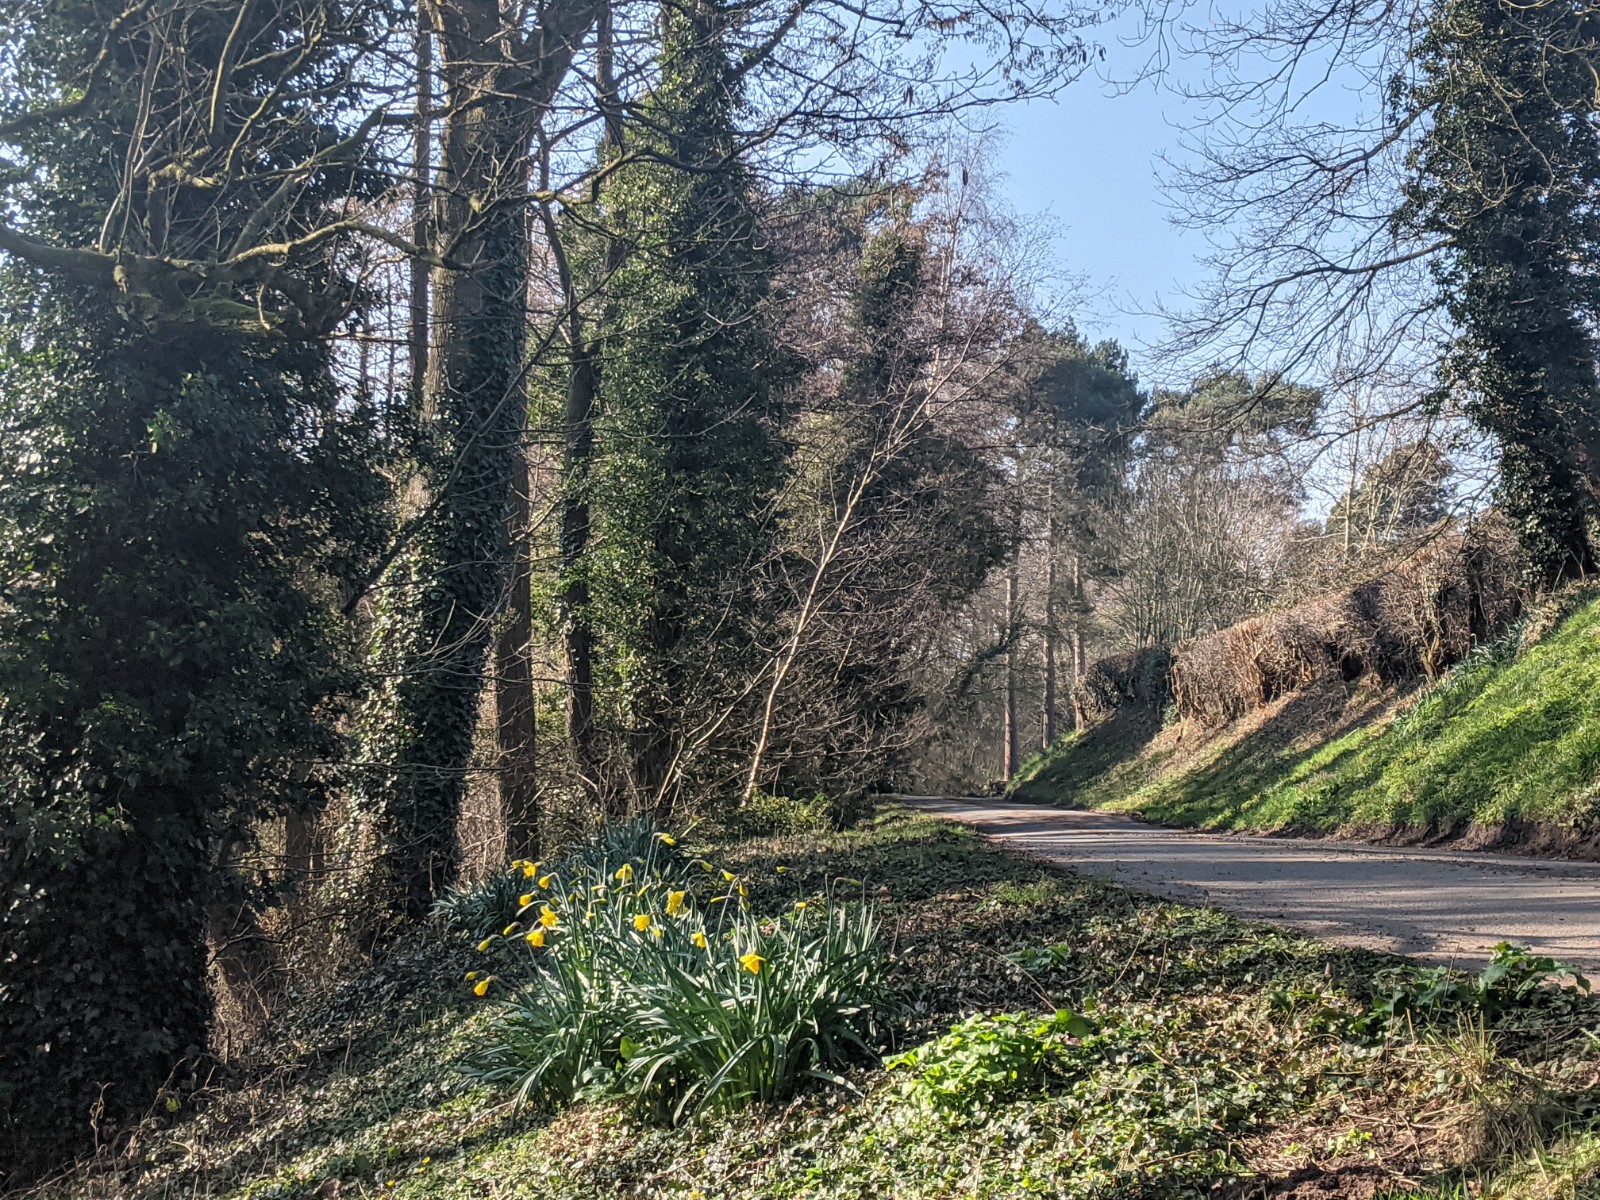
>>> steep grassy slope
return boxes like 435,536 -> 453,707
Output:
29,810 -> 1600,1200
1013,591 -> 1600,849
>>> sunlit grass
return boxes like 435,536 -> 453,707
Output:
1023,594 -> 1600,840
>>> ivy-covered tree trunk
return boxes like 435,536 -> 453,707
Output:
496,450 -> 540,860
355,0 -> 601,918
561,341 -> 604,801
1404,0 -> 1600,586
590,0 -> 789,813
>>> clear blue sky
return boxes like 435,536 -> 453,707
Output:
991,64 -> 1204,380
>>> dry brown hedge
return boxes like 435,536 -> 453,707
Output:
1075,646 -> 1172,727
1169,532 -> 1521,728
1070,529 -> 1522,732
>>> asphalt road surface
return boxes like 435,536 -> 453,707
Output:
908,797 -> 1600,971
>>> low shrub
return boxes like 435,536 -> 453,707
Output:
456,832 -> 890,1123
1355,943 -> 1591,1038
717,790 -> 834,837
1075,647 -> 1172,727
1169,531 -> 1521,728
885,1008 -> 1096,1117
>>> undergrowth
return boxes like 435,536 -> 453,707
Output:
27,809 -> 1600,1200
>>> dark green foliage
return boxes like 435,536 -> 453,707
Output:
1355,943 -> 1591,1037
1326,440 -> 1456,545
1402,0 -> 1600,586
0,1 -> 390,1175
0,301 -> 386,1175
576,0 -> 792,808
1147,368 -> 1322,451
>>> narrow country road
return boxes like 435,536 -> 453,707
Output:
907,797 -> 1600,971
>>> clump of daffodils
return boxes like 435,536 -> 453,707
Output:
458,827 -> 888,1121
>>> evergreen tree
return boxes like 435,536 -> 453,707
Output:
1402,0 -> 1600,585
579,0 -> 791,811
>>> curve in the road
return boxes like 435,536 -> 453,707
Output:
908,797 -> 1600,971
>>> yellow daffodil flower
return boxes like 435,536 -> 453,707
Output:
697,859 -> 716,872
464,971 -> 478,982
540,904 -> 559,929
473,978 -> 491,997
722,870 -> 736,882
476,938 -> 492,952
666,890 -> 687,916
794,900 -> 808,911
518,893 -> 534,908
775,866 -> 788,874
633,914 -> 652,932
502,924 -> 519,936
614,862 -> 634,883
738,952 -> 766,975
538,874 -> 553,889
655,832 -> 677,846
692,930 -> 708,949
525,928 -> 545,947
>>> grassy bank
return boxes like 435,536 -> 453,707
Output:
32,809 -> 1599,1200
1013,592 -> 1600,848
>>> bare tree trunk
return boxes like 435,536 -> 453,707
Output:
1003,564 -> 1020,779
1041,478 -> 1058,748
495,447 -> 539,859
207,899 -> 273,1037
1070,551 -> 1088,729
408,0 -> 431,413
284,813 -> 314,879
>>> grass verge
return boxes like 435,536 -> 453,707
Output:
1014,592 -> 1600,849
30,809 -> 1600,1200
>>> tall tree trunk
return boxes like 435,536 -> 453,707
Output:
1070,551 -> 1088,730
407,0 -> 432,417
495,446 -> 539,859
355,0 -> 602,921
1041,477 -> 1058,748
1003,564 -> 1020,779
560,347 -> 600,794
